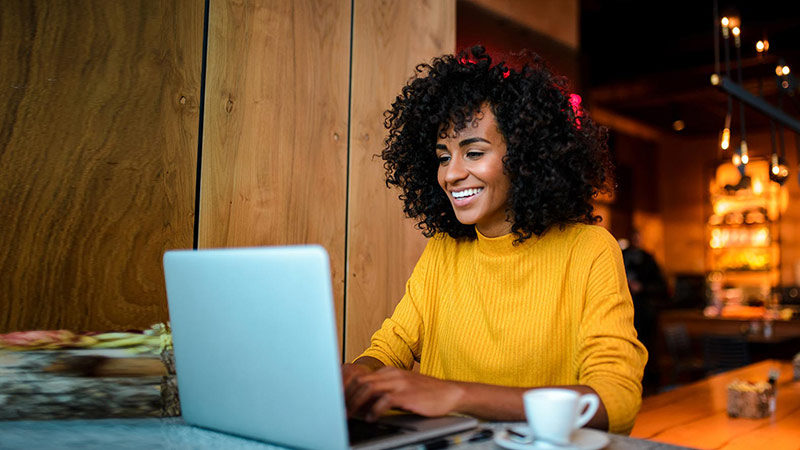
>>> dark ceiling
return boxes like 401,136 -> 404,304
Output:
581,0 -> 800,136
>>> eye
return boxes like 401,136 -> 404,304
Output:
437,154 -> 451,165
466,150 -> 483,159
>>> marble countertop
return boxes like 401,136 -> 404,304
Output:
0,418 -> 693,450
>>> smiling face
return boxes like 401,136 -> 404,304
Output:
435,106 -> 512,237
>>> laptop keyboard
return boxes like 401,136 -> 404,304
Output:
347,418 -> 406,444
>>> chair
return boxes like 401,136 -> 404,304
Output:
702,334 -> 750,375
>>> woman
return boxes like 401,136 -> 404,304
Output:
343,46 -> 647,435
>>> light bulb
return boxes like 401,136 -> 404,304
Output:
721,128 -> 730,150
776,65 -> 784,76
732,26 -> 740,37
770,153 -> 790,185
756,41 -> 765,52
721,17 -> 729,27
782,65 -> 791,75
740,141 -> 749,165
732,153 -> 741,166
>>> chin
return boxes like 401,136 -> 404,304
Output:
453,214 -> 479,226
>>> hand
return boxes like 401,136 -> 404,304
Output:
343,362 -> 377,414
347,366 -> 465,421
342,362 -> 375,391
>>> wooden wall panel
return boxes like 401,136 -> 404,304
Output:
464,0 -> 578,49
345,0 -> 456,362
0,0 -> 203,332
198,0 -> 351,344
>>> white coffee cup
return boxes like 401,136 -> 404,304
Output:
523,388 -> 600,445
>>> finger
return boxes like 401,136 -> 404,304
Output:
345,373 -> 363,402
345,370 -> 376,409
349,377 -> 404,418
348,378 -> 385,417
368,392 -> 398,421
345,379 -> 367,415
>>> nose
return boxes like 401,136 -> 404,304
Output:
443,156 -> 468,184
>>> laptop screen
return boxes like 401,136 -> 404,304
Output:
164,246 -> 350,450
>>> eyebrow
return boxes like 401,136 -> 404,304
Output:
435,137 -> 491,150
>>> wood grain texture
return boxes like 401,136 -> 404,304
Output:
344,0 -> 455,362
198,0 -> 350,346
632,360 -> 800,450
464,0 -> 578,49
0,1 -> 203,332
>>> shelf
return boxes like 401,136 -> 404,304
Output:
708,223 -> 772,228
719,269 -> 773,273
718,270 -> 780,287
709,244 -> 774,251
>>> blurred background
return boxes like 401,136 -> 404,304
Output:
458,0 -> 800,393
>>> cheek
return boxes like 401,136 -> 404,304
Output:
487,166 -> 512,203
480,161 -> 509,190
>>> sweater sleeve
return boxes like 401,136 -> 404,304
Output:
354,237 -> 435,370
576,229 -> 648,435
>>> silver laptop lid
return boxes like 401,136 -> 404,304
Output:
164,245 -> 349,450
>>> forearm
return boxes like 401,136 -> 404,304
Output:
454,382 -> 609,431
353,356 -> 385,371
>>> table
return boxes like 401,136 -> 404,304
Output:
631,359 -> 800,449
659,310 -> 800,345
0,418 -> 689,450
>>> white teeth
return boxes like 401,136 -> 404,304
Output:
452,188 -> 483,199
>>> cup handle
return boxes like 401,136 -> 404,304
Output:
573,394 -> 600,429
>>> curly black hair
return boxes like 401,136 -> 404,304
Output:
381,46 -> 613,243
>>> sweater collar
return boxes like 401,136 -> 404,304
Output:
475,226 -> 530,256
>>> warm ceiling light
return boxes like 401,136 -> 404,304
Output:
756,41 -> 765,52
673,120 -> 686,132
721,17 -> 730,27
782,65 -> 791,75
762,40 -> 769,51
776,65 -> 784,76
720,128 -> 731,150
732,26 -> 740,37
770,153 -> 790,185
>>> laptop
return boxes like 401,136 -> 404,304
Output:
163,245 -> 478,450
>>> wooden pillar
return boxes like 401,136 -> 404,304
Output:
345,0 -> 456,362
0,0 -> 203,332
198,0 -> 351,346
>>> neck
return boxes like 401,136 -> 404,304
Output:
476,221 -> 513,238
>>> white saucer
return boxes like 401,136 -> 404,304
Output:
494,425 -> 610,450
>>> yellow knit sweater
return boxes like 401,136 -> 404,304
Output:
358,224 -> 648,434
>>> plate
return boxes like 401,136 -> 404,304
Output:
494,425 -> 610,450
